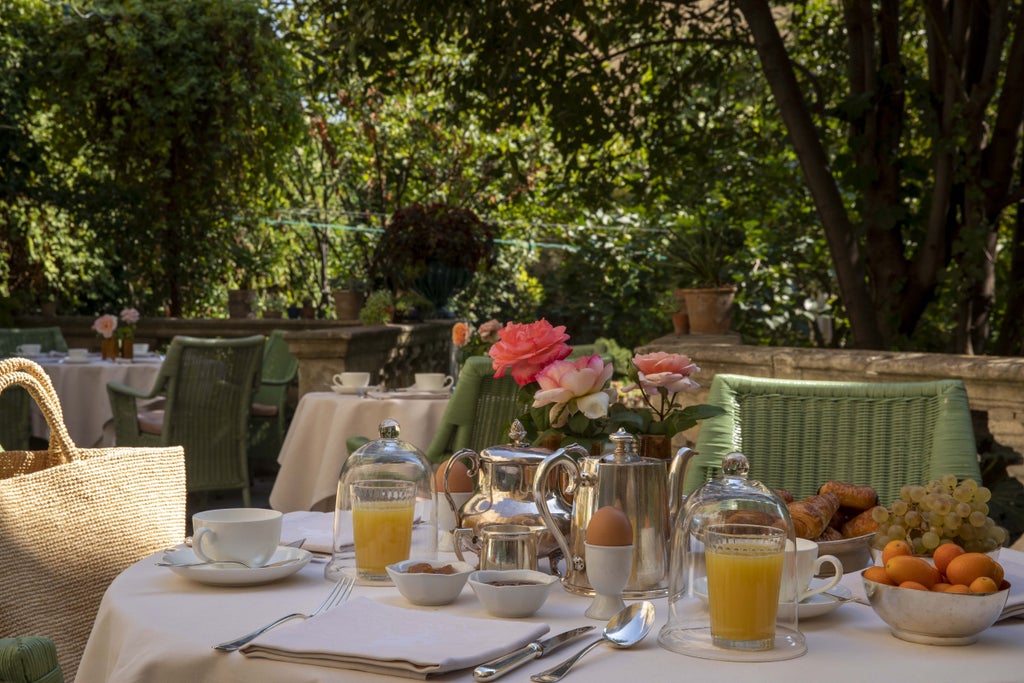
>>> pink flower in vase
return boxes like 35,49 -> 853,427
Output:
92,314 -> 118,338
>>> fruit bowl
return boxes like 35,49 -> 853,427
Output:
862,576 -> 1010,645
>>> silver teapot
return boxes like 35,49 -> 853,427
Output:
440,420 -> 586,561
533,428 -> 691,597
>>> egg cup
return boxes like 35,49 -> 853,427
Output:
584,542 -> 634,620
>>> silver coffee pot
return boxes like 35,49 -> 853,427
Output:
534,428 -> 691,597
440,420 -> 587,561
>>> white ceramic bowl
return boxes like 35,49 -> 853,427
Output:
862,576 -> 1010,645
468,569 -> 558,618
386,559 -> 474,606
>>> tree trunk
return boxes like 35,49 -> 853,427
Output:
737,0 -> 884,348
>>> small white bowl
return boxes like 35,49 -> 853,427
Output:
386,559 -> 474,606
468,569 -> 558,618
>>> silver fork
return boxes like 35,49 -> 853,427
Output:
213,575 -> 355,652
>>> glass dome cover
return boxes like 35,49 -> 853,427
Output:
325,418 -> 437,581
658,452 -> 806,661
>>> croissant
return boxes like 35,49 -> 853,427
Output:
817,526 -> 843,542
788,492 -> 841,540
818,481 -> 878,511
841,507 -> 880,538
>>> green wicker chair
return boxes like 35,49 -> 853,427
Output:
423,355 -> 524,462
248,330 -> 298,472
0,328 -> 68,450
107,335 -> 264,506
682,374 -> 982,505
0,637 -> 63,683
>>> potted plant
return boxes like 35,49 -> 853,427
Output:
331,275 -> 366,320
666,217 -> 744,335
370,203 -> 496,316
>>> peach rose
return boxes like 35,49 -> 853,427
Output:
632,351 -> 700,394
488,319 -> 571,386
92,314 -> 118,338
452,321 -> 471,347
532,355 -> 615,427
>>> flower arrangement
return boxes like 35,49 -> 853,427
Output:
92,314 -> 118,338
613,351 -> 724,438
117,308 -> 140,339
451,319 -> 501,366
488,319 -> 617,451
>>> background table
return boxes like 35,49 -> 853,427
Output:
75,514 -> 1024,683
269,391 -> 450,512
30,354 -> 162,447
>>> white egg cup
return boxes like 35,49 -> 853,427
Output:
584,542 -> 634,620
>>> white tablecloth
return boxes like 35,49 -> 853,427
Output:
269,392 -> 450,512
75,515 -> 1024,683
29,355 -> 163,447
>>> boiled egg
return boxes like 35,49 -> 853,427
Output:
586,506 -> 633,546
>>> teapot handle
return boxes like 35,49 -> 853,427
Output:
668,445 -> 698,522
533,445 -> 585,579
441,448 -> 479,529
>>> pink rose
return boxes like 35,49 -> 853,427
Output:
452,322 -> 471,347
92,314 -> 118,338
120,307 -> 140,324
488,319 -> 571,386
632,351 -> 700,393
477,319 -> 502,343
532,355 -> 615,427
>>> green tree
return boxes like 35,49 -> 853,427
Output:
302,0 -> 1024,353
24,0 -> 303,316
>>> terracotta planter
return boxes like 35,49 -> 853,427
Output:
333,289 -> 363,321
637,434 -> 673,460
682,286 -> 736,335
228,289 -> 256,319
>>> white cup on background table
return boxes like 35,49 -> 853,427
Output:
333,371 -> 371,388
414,373 -> 453,391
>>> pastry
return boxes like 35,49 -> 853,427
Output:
841,506 -> 880,538
788,492 -> 841,540
818,481 -> 878,510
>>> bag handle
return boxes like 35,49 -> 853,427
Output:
0,358 -> 77,462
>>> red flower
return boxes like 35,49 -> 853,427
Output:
488,319 -> 571,386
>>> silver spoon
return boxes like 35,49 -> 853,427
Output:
530,601 -> 655,682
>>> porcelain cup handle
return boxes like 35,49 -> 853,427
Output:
799,554 -> 844,601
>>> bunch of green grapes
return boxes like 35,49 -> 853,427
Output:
870,474 -> 1008,555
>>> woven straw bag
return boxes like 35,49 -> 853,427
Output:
0,358 -> 186,680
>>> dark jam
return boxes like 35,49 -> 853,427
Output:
484,580 -> 544,586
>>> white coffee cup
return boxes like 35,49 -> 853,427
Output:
132,343 -> 149,356
414,373 -> 454,391
16,344 -> 42,356
67,348 -> 89,360
781,537 -> 844,602
333,371 -> 370,388
192,508 -> 282,567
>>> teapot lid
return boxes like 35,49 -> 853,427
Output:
477,419 -> 557,465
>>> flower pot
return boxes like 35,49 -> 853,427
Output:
637,434 -> 673,460
333,289 -> 362,321
228,289 -> 256,319
682,286 -> 736,335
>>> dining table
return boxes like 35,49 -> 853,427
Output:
74,512 -> 1024,683
269,389 -> 451,512
27,352 -> 163,447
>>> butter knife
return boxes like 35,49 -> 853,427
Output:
473,626 -> 595,681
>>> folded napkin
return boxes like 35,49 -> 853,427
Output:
840,551 -> 1024,620
281,511 -> 336,554
241,597 -> 550,678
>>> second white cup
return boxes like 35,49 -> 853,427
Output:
192,508 -> 282,567
781,538 -> 844,602
414,373 -> 453,391
67,348 -> 89,360
333,371 -> 370,388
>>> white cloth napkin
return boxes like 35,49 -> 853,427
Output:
241,597 -> 550,678
281,511 -> 337,554
840,551 -> 1024,620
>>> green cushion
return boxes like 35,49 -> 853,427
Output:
684,374 -> 981,505
0,637 -> 64,683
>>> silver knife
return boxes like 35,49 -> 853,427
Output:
473,626 -> 595,681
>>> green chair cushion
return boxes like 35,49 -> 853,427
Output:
0,637 -> 64,683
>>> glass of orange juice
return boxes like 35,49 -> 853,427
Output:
351,479 -> 417,581
705,523 -> 786,651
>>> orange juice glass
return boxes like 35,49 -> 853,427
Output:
705,523 -> 786,651
351,480 -> 417,580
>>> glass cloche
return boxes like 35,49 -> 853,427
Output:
658,452 -> 806,662
325,418 -> 438,581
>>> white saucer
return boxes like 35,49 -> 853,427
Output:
693,577 -> 850,620
331,385 -> 375,395
400,385 -> 451,394
161,546 -> 311,586
61,357 -> 92,364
